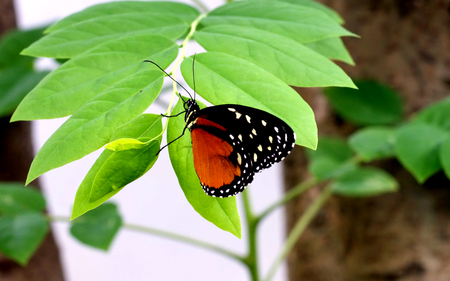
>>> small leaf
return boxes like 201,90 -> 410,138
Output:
168,98 -> 241,238
395,123 -> 449,183
331,167 -> 399,197
0,183 -> 46,216
0,27 -> 45,68
324,80 -> 403,125
70,203 -> 122,250
349,127 -> 396,161
306,137 -> 355,180
105,138 -> 147,151
0,212 -> 49,265
195,25 -> 355,88
24,2 -> 198,58
414,97 -> 450,131
181,53 -> 317,149
0,68 -> 48,118
440,138 -> 450,179
202,1 -> 356,44
71,114 -> 162,220
304,37 -> 354,65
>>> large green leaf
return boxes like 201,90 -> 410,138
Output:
0,68 -> 48,118
13,35 -> 177,121
306,137 -> 355,180
168,98 -> 241,238
331,167 -> 398,197
70,203 -> 122,250
181,53 -> 317,149
0,212 -> 49,265
71,114 -> 163,219
24,2 -> 198,58
201,1 -> 355,44
324,80 -> 403,125
395,123 -> 449,183
0,183 -> 45,216
194,25 -> 355,88
349,127 -> 396,161
414,97 -> 450,131
304,37 -> 354,65
0,27 -> 45,68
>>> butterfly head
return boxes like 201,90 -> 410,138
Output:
184,99 -> 200,130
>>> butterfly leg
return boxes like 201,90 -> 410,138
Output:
156,124 -> 189,155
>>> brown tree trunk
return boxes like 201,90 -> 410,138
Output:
284,1 -> 450,280
0,1 -> 65,280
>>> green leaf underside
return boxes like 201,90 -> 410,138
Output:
24,2 -> 198,58
324,80 -> 403,125
70,203 -> 122,250
414,97 -> 450,131
306,137 -> 355,180
0,27 -> 46,68
167,99 -> 241,238
13,35 -> 177,121
349,127 -> 396,161
271,0 -> 344,24
439,138 -> 450,179
71,114 -> 162,220
46,2 -> 199,33
331,167 -> 399,197
195,25 -> 355,88
304,37 -> 354,65
0,184 -> 46,216
395,123 -> 449,183
181,53 -> 317,149
0,68 -> 48,118
0,212 -> 49,265
201,1 -> 356,44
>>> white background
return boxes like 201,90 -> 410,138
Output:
15,0 -> 287,280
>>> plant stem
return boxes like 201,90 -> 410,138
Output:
255,177 -> 317,225
263,186 -> 333,281
242,189 -> 259,281
46,215 -> 244,264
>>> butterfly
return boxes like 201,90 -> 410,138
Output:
145,58 -> 296,197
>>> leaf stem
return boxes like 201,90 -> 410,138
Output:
263,186 -> 333,281
255,177 -> 317,225
46,215 -> 245,263
241,189 -> 259,281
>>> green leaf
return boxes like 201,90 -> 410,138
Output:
306,137 -> 355,180
71,114 -> 162,220
181,53 -> 317,149
194,25 -> 355,88
271,0 -> 344,24
70,203 -> 122,250
0,68 -> 48,118
24,2 -> 198,58
304,37 -> 354,65
0,183 -> 45,216
167,98 -> 241,238
349,127 -> 396,161
201,1 -> 356,44
105,138 -> 147,151
13,34 -> 177,121
395,123 -> 449,183
324,80 -> 403,125
0,27 -> 45,68
331,167 -> 399,197
439,138 -> 450,179
414,97 -> 450,131
0,212 -> 49,265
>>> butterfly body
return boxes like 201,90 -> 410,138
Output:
184,99 -> 296,197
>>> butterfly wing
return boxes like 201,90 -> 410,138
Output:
190,104 -> 296,197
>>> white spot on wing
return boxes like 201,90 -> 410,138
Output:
228,108 -> 236,112
236,112 -> 242,119
262,120 -> 267,126
257,145 -> 263,151
274,127 -> 279,133
238,134 -> 243,141
253,153 -> 258,162
252,129 -> 257,135
246,115 -> 251,123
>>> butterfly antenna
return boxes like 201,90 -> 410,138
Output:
192,53 -> 197,101
143,60 -> 193,102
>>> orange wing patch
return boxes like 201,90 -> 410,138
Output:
191,128 -> 241,189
